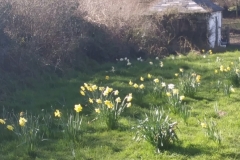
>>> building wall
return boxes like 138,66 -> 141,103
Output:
208,11 -> 222,48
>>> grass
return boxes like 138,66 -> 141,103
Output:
1,50 -> 240,159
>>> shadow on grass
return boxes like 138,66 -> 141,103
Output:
168,143 -> 212,156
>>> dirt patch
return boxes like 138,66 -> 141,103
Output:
230,33 -> 240,45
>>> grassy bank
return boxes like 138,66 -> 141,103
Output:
1,50 -> 240,160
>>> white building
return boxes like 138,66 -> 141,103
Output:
149,0 -> 224,48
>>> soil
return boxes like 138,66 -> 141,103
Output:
230,32 -> 240,46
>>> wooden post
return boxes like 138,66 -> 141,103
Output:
226,26 -> 230,44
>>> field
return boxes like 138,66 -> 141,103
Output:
1,50 -> 240,160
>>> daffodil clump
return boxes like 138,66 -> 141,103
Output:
53,104 -> 83,142
80,83 -> 132,129
176,69 -> 201,97
200,117 -> 222,145
214,64 -> 238,97
134,108 -> 178,151
165,87 -> 186,115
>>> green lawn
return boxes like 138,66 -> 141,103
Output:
1,50 -> 240,160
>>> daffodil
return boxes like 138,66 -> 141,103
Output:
95,108 -> 100,113
179,68 -> 184,72
104,100 -> 113,108
80,86 -> 85,91
129,80 -> 133,85
166,92 -> 171,97
115,97 -> 121,103
201,122 -> 207,128
227,66 -> 231,71
168,84 -> 175,89
19,117 -> 27,127
54,109 -> 61,117
80,90 -> 85,96
0,119 -> 6,124
196,75 -> 201,83
236,69 -> 239,73
147,74 -> 152,79
172,89 -> 179,95
127,93 -> 132,102
89,98 -> 94,103
114,90 -> 119,95
149,61 -> 153,65
215,69 -> 218,74
160,61 -> 163,67
153,78 -> 159,83
161,82 -> 166,87
105,76 -> 109,80
92,85 -> 98,91
74,104 -> 83,112
220,65 -> 224,72
230,87 -> 235,92
126,102 -> 131,108
96,99 -> 102,104
20,112 -> 24,117
175,73 -> 178,77
180,96 -> 185,101
139,84 -> 144,89
133,83 -> 138,88
7,125 -> 14,131
99,87 -> 105,91
202,49 -> 205,53
140,77 -> 144,81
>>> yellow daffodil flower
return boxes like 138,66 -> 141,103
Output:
129,80 -> 133,85
133,83 -> 138,88
215,69 -> 218,74
230,87 -> 235,92
0,119 -> 6,124
104,100 -> 113,108
89,98 -> 94,103
92,85 -> 98,91
74,104 -> 83,112
115,97 -> 121,103
201,122 -> 207,128
114,90 -> 119,96
127,93 -> 132,102
140,77 -> 144,81
80,90 -> 85,96
19,117 -> 27,127
172,89 -> 179,95
139,84 -> 144,89
220,65 -> 224,72
54,109 -> 61,117
127,102 -> 131,108
166,92 -> 171,97
175,73 -> 178,77
148,74 -> 152,79
7,125 -> 14,131
227,66 -> 231,71
95,108 -> 100,113
80,86 -> 85,91
153,78 -> 159,83
196,75 -> 201,82
105,76 -> 109,80
180,96 -> 185,101
96,99 -> 102,104
99,87 -> 105,91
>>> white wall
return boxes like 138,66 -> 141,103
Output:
208,11 -> 222,48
